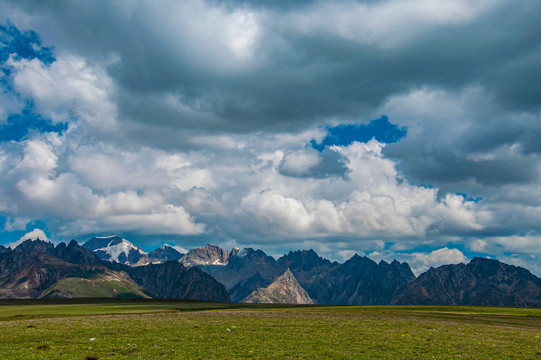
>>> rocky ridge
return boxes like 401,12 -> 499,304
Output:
148,244 -> 184,263
179,244 -> 230,268
391,257 -> 541,307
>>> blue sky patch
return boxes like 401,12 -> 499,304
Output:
456,193 -> 483,203
311,116 -> 407,151
0,23 -> 55,67
0,216 -> 50,245
0,101 -> 67,142
0,24 -> 64,141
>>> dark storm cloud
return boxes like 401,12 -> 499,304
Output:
6,0 -> 540,134
387,147 -> 537,186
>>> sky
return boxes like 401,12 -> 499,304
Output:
0,0 -> 540,276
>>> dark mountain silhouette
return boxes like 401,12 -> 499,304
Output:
128,261 -> 230,302
391,257 -> 541,307
0,245 -> 11,254
277,251 -> 416,305
148,244 -> 184,262
205,248 -> 416,305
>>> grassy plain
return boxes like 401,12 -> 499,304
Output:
0,299 -> 539,359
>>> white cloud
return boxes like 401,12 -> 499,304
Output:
173,169 -> 214,191
472,234 -> 541,255
409,247 -> 468,275
101,204 -> 205,235
171,245 -> 188,254
17,139 -> 58,175
338,250 -> 357,261
234,139 -> 485,241
368,247 -> 468,276
7,54 -> 118,132
279,150 -> 320,177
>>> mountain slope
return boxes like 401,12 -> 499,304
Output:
127,261 -> 230,302
0,245 -> 10,255
322,255 -> 416,305
0,240 -> 102,298
206,248 -> 282,302
242,268 -> 315,304
83,236 -> 149,266
40,269 -> 151,299
391,257 -> 541,307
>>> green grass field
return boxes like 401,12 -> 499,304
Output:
0,299 -> 539,359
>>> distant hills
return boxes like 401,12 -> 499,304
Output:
0,237 -> 540,307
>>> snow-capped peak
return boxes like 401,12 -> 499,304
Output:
93,238 -> 147,266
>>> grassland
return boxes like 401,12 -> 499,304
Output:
0,299 -> 539,359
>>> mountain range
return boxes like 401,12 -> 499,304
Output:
83,236 -> 184,266
0,237 -> 540,307
0,239 -> 229,302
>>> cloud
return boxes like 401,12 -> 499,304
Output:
238,139 -> 484,240
2,0 -> 537,138
368,247 -> 468,276
380,86 -> 541,195
0,2 -> 540,274
7,54 -> 119,132
409,247 -> 468,275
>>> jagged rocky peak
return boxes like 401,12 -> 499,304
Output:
128,261 -> 231,302
13,238 -> 54,253
83,236 -> 148,266
278,249 -> 332,271
241,268 -> 315,304
52,240 -> 101,265
391,257 -> 541,307
230,247 -> 271,262
229,247 -> 241,257
179,244 -> 229,267
148,244 -> 184,262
